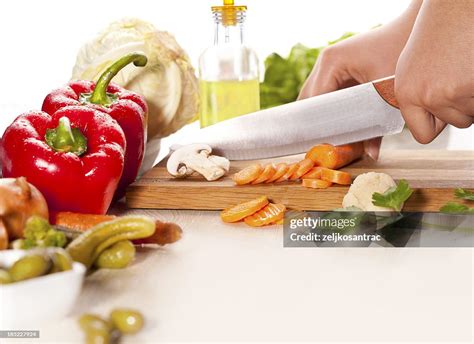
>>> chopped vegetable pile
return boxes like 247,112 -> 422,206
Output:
232,143 -> 362,187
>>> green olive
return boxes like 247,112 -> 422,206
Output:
110,308 -> 144,334
85,331 -> 110,344
79,314 -> 113,344
94,240 -> 135,269
0,269 -> 11,284
79,314 -> 111,333
9,254 -> 51,282
50,249 -> 73,273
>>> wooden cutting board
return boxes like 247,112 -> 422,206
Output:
126,150 -> 474,212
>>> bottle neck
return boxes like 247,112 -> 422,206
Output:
213,10 -> 245,45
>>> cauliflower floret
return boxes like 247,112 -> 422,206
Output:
342,172 -> 397,211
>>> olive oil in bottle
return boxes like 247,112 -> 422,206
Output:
199,79 -> 260,127
199,0 -> 260,128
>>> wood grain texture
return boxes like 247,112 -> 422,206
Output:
373,76 -> 399,108
126,150 -> 474,212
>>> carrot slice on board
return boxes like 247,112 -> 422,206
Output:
290,158 -> 315,180
302,179 -> 333,189
266,163 -> 289,183
275,163 -> 299,183
233,164 -> 264,185
244,203 -> 286,227
275,218 -> 284,225
251,164 -> 277,184
320,168 -> 352,185
221,196 -> 269,223
302,166 -> 324,179
305,143 -> 364,169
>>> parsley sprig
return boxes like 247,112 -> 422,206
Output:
454,188 -> 474,201
372,179 -> 413,212
440,188 -> 474,214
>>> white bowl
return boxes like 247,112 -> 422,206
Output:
0,249 -> 86,329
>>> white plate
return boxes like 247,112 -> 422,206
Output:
0,250 -> 86,329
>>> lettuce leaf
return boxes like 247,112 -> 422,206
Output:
260,33 -> 355,109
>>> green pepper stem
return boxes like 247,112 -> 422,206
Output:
45,117 -> 87,156
89,53 -> 148,106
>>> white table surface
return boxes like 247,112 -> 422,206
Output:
4,208 -> 467,343
1,106 -> 473,342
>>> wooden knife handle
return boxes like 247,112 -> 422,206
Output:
373,76 -> 399,109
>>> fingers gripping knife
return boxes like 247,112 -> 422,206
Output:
178,76 -> 403,160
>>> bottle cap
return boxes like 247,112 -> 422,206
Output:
212,0 -> 247,26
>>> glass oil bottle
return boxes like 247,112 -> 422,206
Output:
199,0 -> 260,127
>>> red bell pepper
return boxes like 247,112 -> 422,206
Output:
0,107 -> 126,214
42,53 -> 148,199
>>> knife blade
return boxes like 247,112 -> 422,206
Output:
176,76 -> 404,160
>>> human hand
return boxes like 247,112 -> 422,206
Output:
298,0 -> 422,159
395,0 -> 474,144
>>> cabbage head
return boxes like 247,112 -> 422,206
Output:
72,18 -> 199,140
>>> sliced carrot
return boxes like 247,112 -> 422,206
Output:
221,196 -> 269,223
266,163 -> 289,183
251,164 -> 276,184
275,218 -> 284,225
233,164 -> 264,185
302,179 -> 333,189
290,158 -> 315,180
303,166 -> 324,179
305,143 -> 364,169
244,203 -> 286,227
275,163 -> 299,183
320,168 -> 352,185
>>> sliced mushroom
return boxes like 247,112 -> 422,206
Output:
167,144 -> 229,181
208,155 -> 230,172
181,153 -> 230,176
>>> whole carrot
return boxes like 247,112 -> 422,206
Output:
305,143 -> 364,169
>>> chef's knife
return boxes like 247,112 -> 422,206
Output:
177,76 -> 404,160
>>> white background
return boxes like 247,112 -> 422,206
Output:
0,0 -> 412,102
